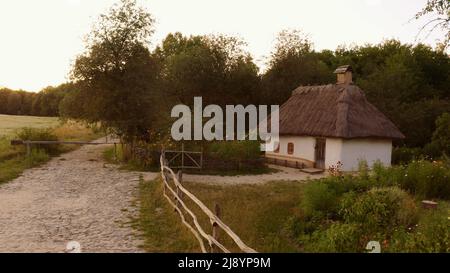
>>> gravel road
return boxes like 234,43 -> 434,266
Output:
0,140 -> 156,253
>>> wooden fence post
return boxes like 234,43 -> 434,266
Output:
211,203 -> 221,253
176,170 -> 183,210
200,146 -> 203,169
26,142 -> 31,157
181,143 -> 185,169
161,149 -> 167,194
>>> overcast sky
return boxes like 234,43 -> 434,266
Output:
0,0 -> 444,92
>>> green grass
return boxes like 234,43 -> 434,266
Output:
0,114 -> 59,137
182,181 -> 305,252
0,115 -> 102,184
136,177 -> 305,253
0,149 -> 50,183
133,178 -> 199,252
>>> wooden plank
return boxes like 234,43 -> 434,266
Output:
211,204 -> 221,253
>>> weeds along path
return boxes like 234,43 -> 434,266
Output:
0,139 -> 156,253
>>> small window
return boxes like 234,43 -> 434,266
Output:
287,143 -> 294,155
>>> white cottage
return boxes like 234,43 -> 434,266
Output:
265,65 -> 405,171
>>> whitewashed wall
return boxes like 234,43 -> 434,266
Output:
339,139 -> 392,171
267,136 -> 315,161
325,138 -> 343,169
266,136 -> 393,172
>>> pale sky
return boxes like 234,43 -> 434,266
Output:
0,0 -> 444,92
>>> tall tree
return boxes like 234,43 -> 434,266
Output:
63,0 -> 159,141
261,29 -> 333,105
155,32 -> 260,107
414,0 -> 450,50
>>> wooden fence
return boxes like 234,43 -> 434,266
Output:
11,140 -> 121,157
164,143 -> 203,169
160,151 -> 257,253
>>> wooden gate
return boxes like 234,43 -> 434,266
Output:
163,144 -> 202,169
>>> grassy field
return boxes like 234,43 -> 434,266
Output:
136,178 -> 305,253
0,114 -> 101,184
0,114 -> 59,137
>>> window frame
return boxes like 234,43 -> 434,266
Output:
287,142 -> 294,155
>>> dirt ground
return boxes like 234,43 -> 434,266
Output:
152,165 -> 327,185
0,139 -> 156,253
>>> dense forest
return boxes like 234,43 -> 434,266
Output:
0,83 -> 75,117
1,0 -> 449,156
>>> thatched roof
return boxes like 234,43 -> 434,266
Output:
278,83 -> 405,139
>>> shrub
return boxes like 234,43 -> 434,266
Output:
339,187 -> 418,233
203,140 -> 265,172
358,160 -> 370,179
300,174 -> 381,219
304,223 -> 364,253
16,127 -> 59,154
323,175 -> 373,194
368,159 -> 450,200
422,141 -> 442,160
392,147 -> 422,165
208,140 -> 261,161
401,160 -> 450,200
431,112 -> 450,157
302,181 -> 341,218
388,210 -> 450,253
370,163 -> 403,188
406,211 -> 449,253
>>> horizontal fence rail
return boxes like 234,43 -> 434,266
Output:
10,140 -> 120,145
11,139 -> 121,157
160,150 -> 257,253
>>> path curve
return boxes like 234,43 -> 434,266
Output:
0,139 -> 156,253
143,165 -> 326,186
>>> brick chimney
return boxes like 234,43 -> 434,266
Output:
334,65 -> 353,84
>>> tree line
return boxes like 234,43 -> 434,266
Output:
2,0 -> 449,153
0,83 -> 75,117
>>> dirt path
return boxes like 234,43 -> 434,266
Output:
0,139 -> 156,253
143,165 -> 327,185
